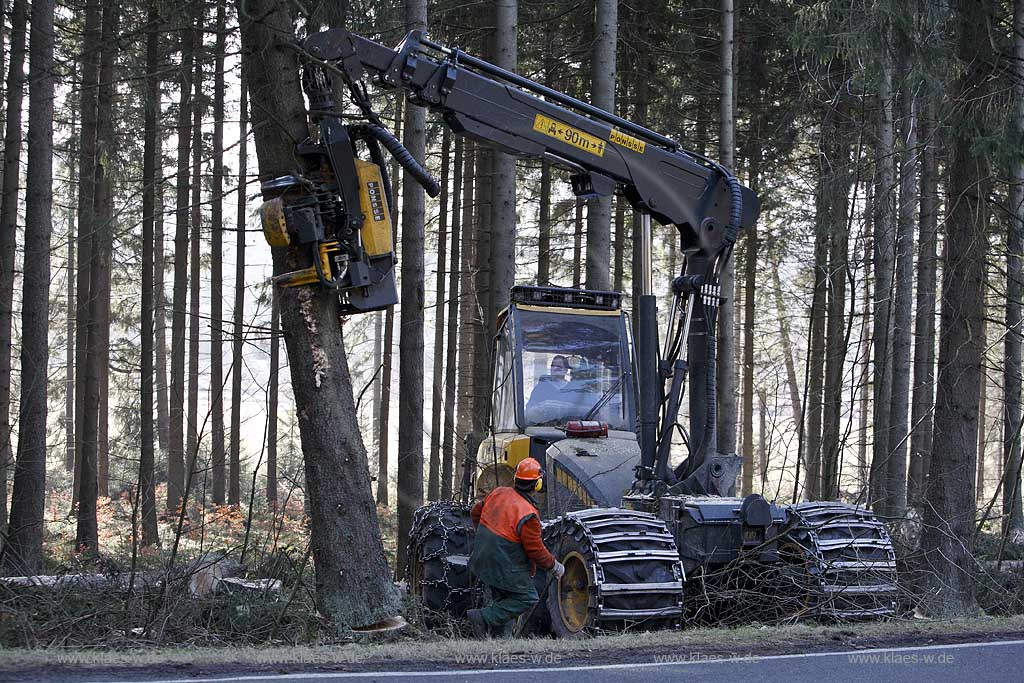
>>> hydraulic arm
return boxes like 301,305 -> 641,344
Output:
262,28 -> 761,496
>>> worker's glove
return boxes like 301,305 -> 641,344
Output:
550,560 -> 565,579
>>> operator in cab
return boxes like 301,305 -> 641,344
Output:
467,458 -> 565,638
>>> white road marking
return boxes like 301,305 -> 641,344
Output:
88,637 -> 1024,683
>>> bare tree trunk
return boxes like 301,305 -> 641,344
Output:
442,137 -> 463,500
1003,0 -> 1024,534
489,0 -> 517,321
267,291 -> 279,506
139,0 -> 162,546
572,201 -> 583,288
78,1 -> 118,546
614,197 -> 625,292
717,0 -> 737,455
909,93 -> 938,510
3,0 -> 54,576
871,54 -> 897,517
821,129 -> 851,501
396,0 -> 428,575
156,177 -> 170,453
187,42 -> 204,495
805,157 -> 829,501
237,0 -> 400,628
0,0 -> 27,530
978,358 -> 988,505
72,0 -> 102,507
538,162 -> 551,287
921,0 -> 991,616
229,67 -> 248,507
771,266 -> 802,427
377,100 -> 401,508
758,389 -> 768,491
455,142 -> 476,495
585,0 -> 615,290
210,0 -> 227,506
168,5 -> 197,513
428,130 -> 451,501
888,75 -> 918,518
741,149 -> 759,496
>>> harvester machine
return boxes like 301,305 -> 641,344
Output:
261,26 -> 899,636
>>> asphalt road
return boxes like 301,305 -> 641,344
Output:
13,638 -> 1024,683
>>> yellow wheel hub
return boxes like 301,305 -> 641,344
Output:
557,551 -> 592,633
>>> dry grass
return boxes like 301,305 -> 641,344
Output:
0,614 -> 1021,672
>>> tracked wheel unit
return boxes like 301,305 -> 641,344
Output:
543,508 -> 684,636
405,501 -> 479,618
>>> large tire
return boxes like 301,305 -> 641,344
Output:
543,508 -> 684,638
406,501 -> 479,617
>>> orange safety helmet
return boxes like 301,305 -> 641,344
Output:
514,458 -> 543,482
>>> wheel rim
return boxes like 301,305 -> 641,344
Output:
557,551 -> 591,633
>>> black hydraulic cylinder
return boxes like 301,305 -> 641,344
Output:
637,294 -> 660,478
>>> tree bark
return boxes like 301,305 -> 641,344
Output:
442,137 -> 463,500
4,0 -> 54,575
428,130 -> 451,501
210,0 -> 227,506
267,291 -> 279,505
717,0 -> 737,455
870,54 -> 897,518
888,75 -> 918,518
1003,0 -> 1024,534
740,149 -> 759,496
187,40 -> 204,496
572,200 -> 583,289
771,266 -> 802,427
921,0 -> 992,617
805,176 -> 829,501
229,66 -> 248,507
613,197 -> 625,292
237,0 -> 400,628
396,0 -> 428,574
909,93 -> 938,510
168,4 -> 197,513
585,0 -> 615,291
156,176 -> 171,453
139,0 -> 162,546
489,0 -> 517,318
821,129 -> 851,501
455,142 -> 476,495
0,0 -> 27,533
72,0 -> 102,507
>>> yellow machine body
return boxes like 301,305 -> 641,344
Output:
260,198 -> 291,247
355,159 -> 393,256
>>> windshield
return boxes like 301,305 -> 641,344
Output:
517,308 -> 632,430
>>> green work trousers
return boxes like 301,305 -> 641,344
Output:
480,582 -> 540,627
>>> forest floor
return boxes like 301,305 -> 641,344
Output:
1,614 -> 1023,680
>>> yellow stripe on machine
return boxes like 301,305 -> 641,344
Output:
533,114 -> 606,157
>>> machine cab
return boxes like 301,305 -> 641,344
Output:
492,286 -> 636,434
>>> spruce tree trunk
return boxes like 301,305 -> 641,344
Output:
210,0 -> 227,506
1003,0 -> 1024,534
168,5 -> 197,513
888,76 -> 918,518
455,142 -> 476,495
229,67 -> 247,507
771,266 -> 802,427
572,200 -> 583,288
4,0 -> 54,575
857,234 -> 873,495
716,0 -> 737,455
489,0 -> 517,318
909,94 -> 938,510
155,177 -> 170,453
613,198 -> 625,292
537,161 -> 551,286
805,194 -> 828,502
821,130 -> 851,501
921,0 -> 992,616
396,0 -> 428,574
428,130 -> 451,501
72,0 -> 102,507
267,291 -> 279,506
740,149 -> 759,496
0,0 -> 27,530
187,46 -> 204,494
870,55 -> 897,518
140,0 -> 161,546
442,138 -> 462,500
585,0 -> 615,290
237,0 -> 400,628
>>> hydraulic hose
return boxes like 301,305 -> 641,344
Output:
350,123 -> 441,198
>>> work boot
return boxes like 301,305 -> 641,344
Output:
466,609 -> 489,639
495,619 -> 514,639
